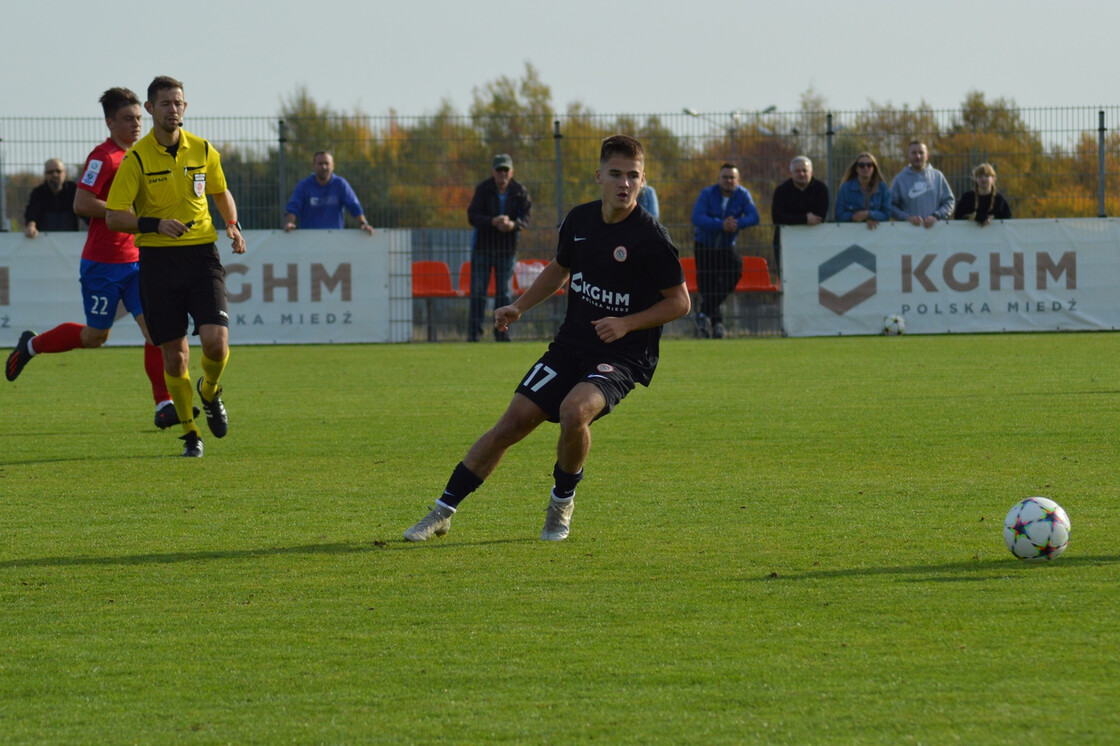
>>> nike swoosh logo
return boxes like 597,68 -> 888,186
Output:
573,236 -> 587,242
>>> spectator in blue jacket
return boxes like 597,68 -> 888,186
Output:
637,183 -> 659,219
284,151 -> 373,234
835,152 -> 891,230
689,163 -> 759,338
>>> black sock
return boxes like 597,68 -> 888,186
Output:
439,462 -> 483,509
552,463 -> 583,499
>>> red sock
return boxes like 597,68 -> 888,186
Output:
32,323 -> 84,354
145,343 -> 170,403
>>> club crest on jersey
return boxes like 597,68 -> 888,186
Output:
596,363 -> 615,373
613,246 -> 628,262
81,159 -> 103,187
193,173 -> 206,197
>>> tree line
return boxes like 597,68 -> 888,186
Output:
6,64 -> 1117,252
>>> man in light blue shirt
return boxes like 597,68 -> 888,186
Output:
284,151 -> 374,234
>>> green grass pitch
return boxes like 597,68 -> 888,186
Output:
2,333 -> 1118,743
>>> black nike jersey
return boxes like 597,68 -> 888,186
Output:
554,201 -> 683,385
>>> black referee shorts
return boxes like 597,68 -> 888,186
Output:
139,243 -> 229,346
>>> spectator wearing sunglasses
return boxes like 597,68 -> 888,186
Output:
836,152 -> 892,230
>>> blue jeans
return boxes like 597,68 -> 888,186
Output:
468,250 -> 515,339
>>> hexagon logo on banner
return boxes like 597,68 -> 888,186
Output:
819,244 -> 877,315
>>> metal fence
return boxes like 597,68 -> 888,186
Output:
3,106 -> 1117,339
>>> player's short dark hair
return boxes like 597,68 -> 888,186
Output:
313,150 -> 334,161
100,87 -> 140,119
719,162 -> 739,173
147,75 -> 184,103
599,135 -> 644,165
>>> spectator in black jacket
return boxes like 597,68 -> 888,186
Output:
770,155 -> 829,277
954,163 -> 1011,226
24,159 -> 80,237
466,154 -> 532,342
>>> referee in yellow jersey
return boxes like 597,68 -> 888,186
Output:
107,75 -> 246,457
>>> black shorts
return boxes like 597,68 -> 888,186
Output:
139,243 -> 229,346
515,341 -> 637,423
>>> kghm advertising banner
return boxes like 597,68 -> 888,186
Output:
781,219 -> 1117,336
0,230 -> 413,345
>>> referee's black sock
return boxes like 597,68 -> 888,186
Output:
437,461 -> 484,510
552,463 -> 583,500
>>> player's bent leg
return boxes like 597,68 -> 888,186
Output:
462,393 -> 549,480
161,337 -> 190,377
541,384 -> 605,542
556,383 -> 606,474
6,330 -> 37,382
406,395 -> 548,543
159,338 -> 201,448
195,325 -> 229,439
197,324 -> 229,368
79,326 -> 111,348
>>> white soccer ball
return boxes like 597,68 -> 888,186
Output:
881,314 -> 906,335
1003,497 -> 1071,562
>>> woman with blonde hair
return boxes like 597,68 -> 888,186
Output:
954,162 -> 1011,226
835,152 -> 891,229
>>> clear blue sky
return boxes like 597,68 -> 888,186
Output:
1,0 -> 1114,119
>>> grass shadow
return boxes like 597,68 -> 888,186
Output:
752,554 -> 1120,582
0,537 -> 536,569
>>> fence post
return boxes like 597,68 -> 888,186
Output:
278,119 -> 288,225
0,135 -> 7,231
1098,110 -> 1107,217
826,112 -> 835,221
553,119 -> 563,228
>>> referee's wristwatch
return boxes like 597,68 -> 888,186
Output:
227,221 -> 242,231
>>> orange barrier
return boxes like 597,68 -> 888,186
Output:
411,261 -> 459,297
735,256 -> 780,293
680,255 -> 779,293
458,262 -> 497,297
679,256 -> 699,293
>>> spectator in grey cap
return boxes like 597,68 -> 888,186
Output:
466,154 -> 532,342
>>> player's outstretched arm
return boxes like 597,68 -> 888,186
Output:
495,260 -> 569,331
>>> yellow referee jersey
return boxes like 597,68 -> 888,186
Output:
106,128 -> 228,248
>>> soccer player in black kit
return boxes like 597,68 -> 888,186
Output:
404,135 -> 691,542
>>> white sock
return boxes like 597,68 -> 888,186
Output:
26,337 -> 37,357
